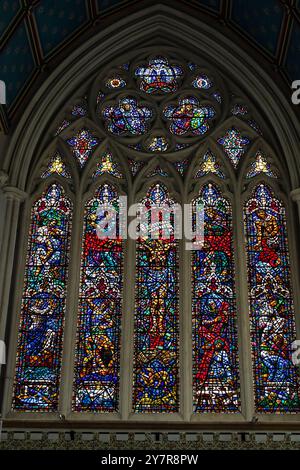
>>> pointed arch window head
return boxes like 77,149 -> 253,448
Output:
195,150 -> 225,179
133,183 -> 179,412
73,183 -> 123,412
246,151 -> 278,179
217,128 -> 250,168
13,184 -> 72,411
192,183 -> 240,412
66,128 -> 99,168
244,184 -> 300,413
14,52 -> 300,420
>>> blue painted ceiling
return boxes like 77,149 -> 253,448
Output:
0,0 -> 299,126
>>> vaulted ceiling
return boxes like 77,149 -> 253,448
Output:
0,0 -> 299,132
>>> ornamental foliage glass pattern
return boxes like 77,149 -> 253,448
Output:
192,183 -> 240,412
73,184 -> 123,412
244,184 -> 300,412
13,184 -> 72,411
133,184 -> 179,412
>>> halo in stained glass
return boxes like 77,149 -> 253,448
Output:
135,56 -> 183,94
133,184 -> 179,412
192,183 -> 240,412
73,184 -> 123,412
217,127 -> 250,168
103,97 -> 152,136
244,184 -> 300,412
12,184 -> 72,411
163,96 -> 215,136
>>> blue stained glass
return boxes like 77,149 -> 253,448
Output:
73,184 -> 123,412
13,184 -> 72,411
164,97 -> 215,136
192,183 -> 240,412
135,57 -> 183,94
217,127 -> 250,168
103,97 -> 152,135
244,184 -> 300,412
133,184 -> 179,412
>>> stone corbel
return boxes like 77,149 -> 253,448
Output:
2,185 -> 28,202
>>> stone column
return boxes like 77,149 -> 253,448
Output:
291,188 -> 300,223
0,182 -> 27,415
290,188 -> 300,338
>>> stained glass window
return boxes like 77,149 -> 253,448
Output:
192,74 -> 213,90
13,184 -> 72,411
195,150 -> 225,179
135,57 -> 183,94
244,184 -> 300,412
66,128 -> 99,168
231,104 -> 248,116
246,151 -> 277,179
172,158 -> 190,176
15,53 -> 299,420
92,151 -> 123,179
128,158 -> 145,176
146,166 -> 169,178
41,153 -> 71,179
55,119 -> 70,136
147,136 -> 169,152
71,102 -> 87,117
73,184 -> 123,412
133,184 -> 179,412
192,183 -> 240,412
164,97 -> 215,136
217,127 -> 250,168
103,97 -> 152,135
106,76 -> 126,90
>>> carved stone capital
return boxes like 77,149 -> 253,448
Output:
290,188 -> 300,203
2,186 -> 28,202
